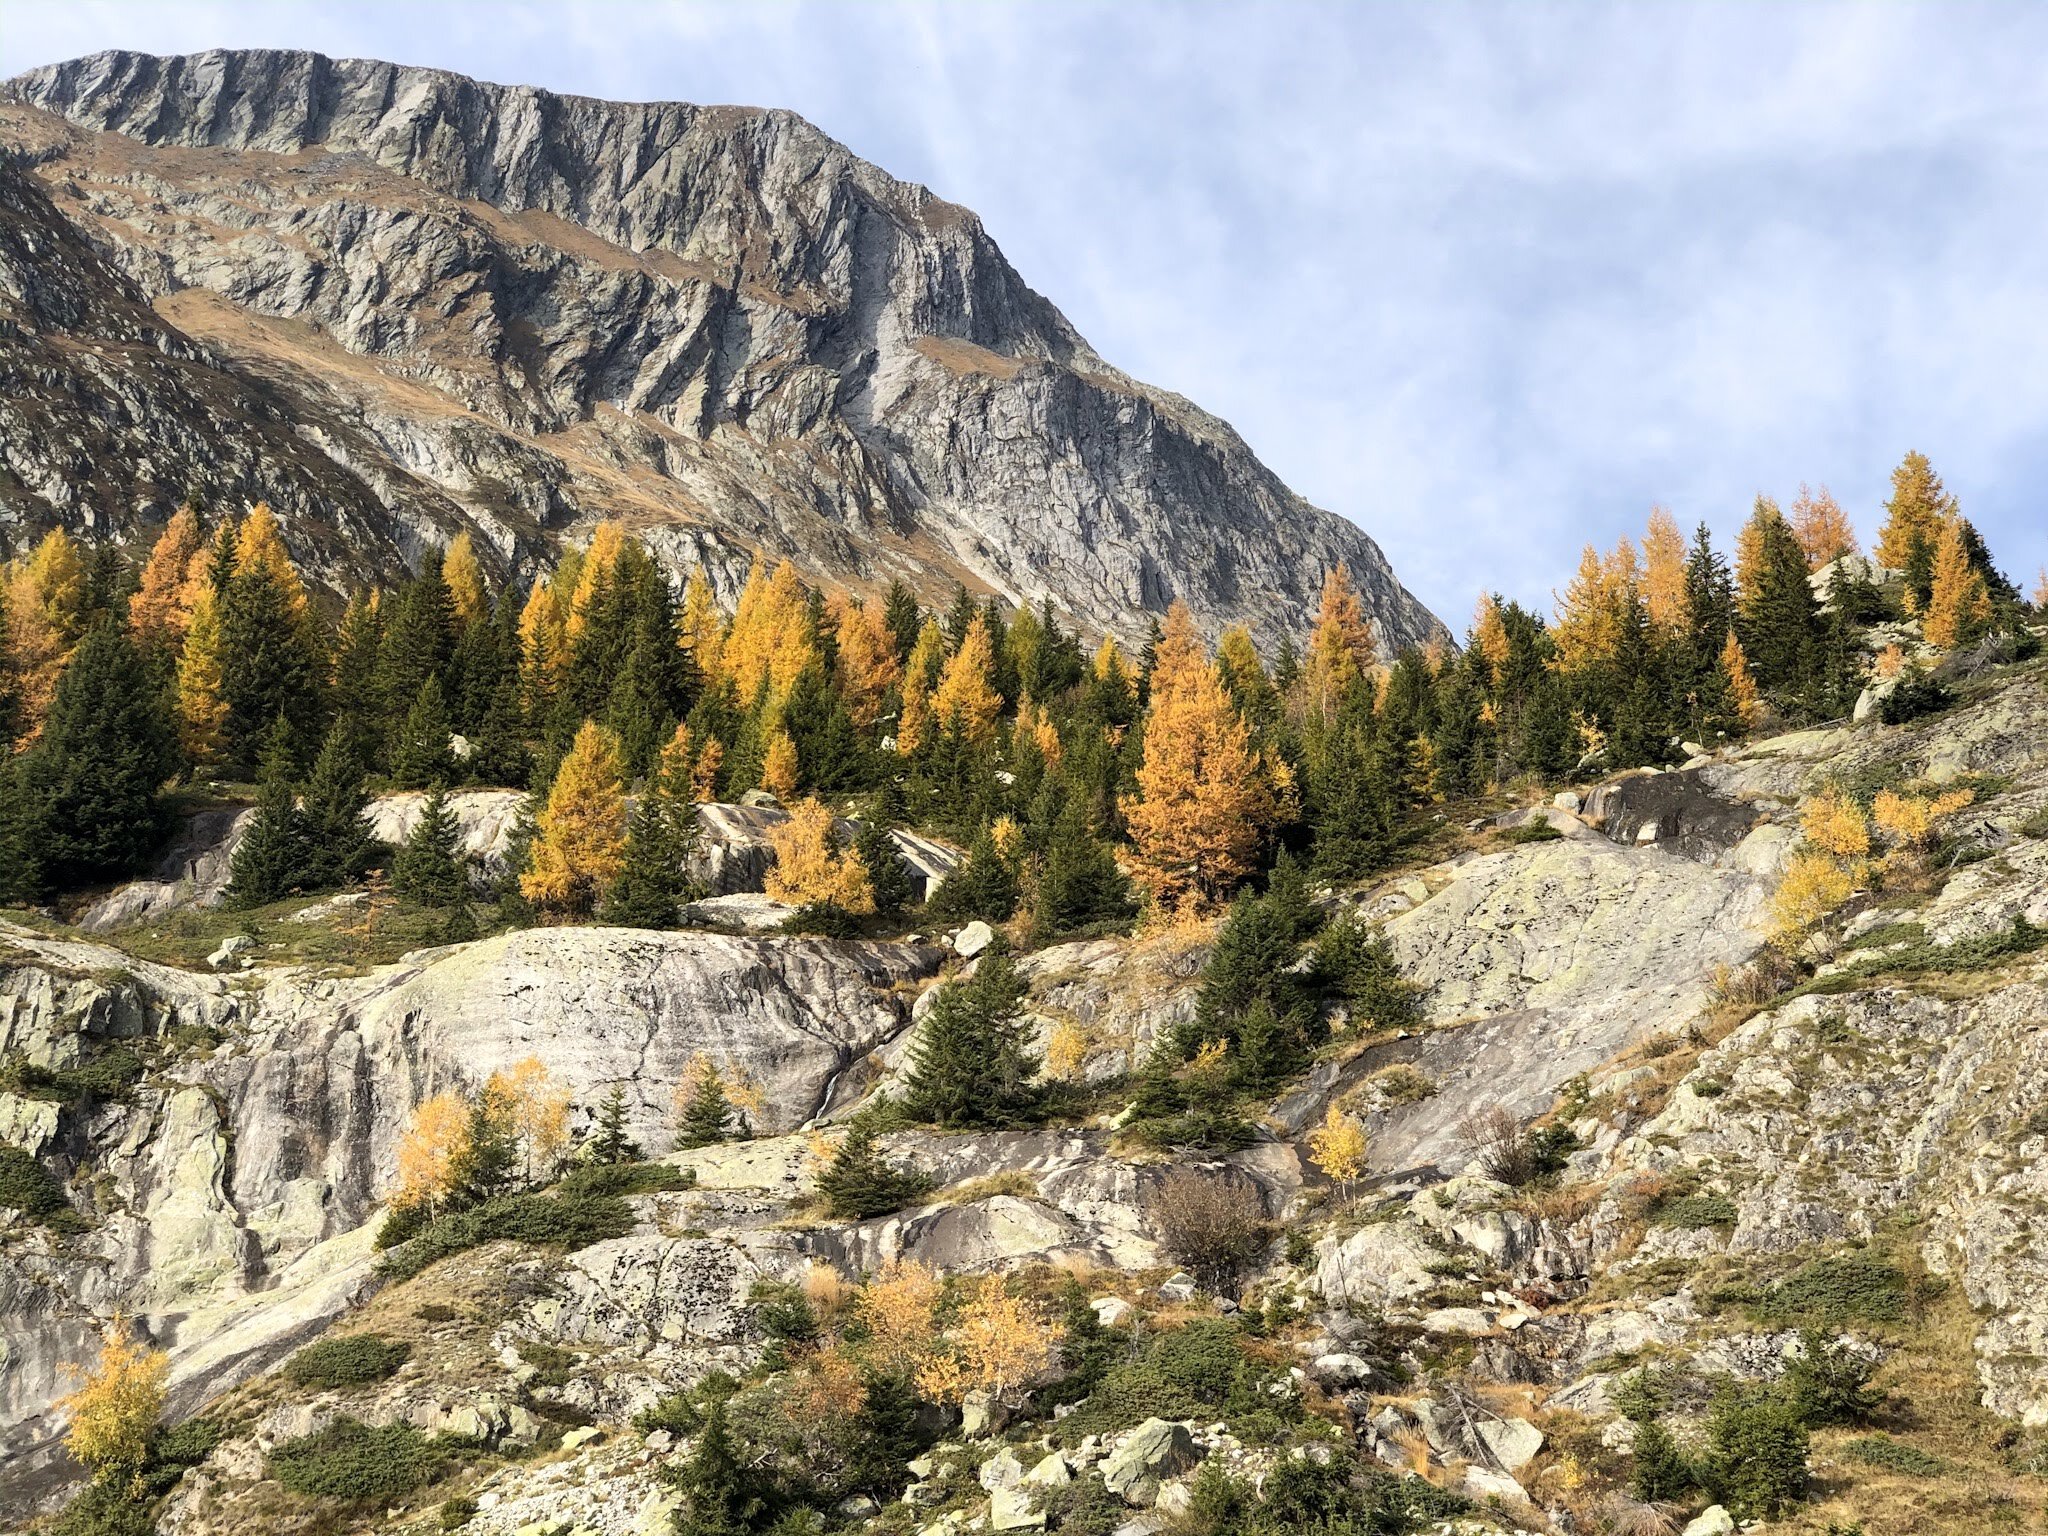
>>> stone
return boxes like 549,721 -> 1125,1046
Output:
953,921 -> 996,958
1090,1296 -> 1135,1328
1024,1453 -> 1071,1488
1476,1417 -> 1543,1470
1156,1273 -> 1198,1303
960,1390 -> 1007,1439
1419,1307 -> 1495,1336
1310,1353 -> 1374,1389
1461,1466 -> 1527,1506
559,1425 -> 602,1450
1101,1419 -> 1202,1501
207,936 -> 253,970
988,1485 -> 1046,1530
979,1448 -> 1026,1492
1682,1507 -> 1735,1536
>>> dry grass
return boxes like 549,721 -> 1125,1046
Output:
934,1170 -> 1041,1206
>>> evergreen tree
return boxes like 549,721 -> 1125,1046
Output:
590,1085 -> 641,1165
218,531 -> 325,770
676,1065 -> 734,1149
926,822 -> 1019,926
881,579 -> 922,662
1188,854 -> 1322,1054
784,661 -> 868,791
300,723 -> 382,889
390,676 -> 456,789
226,716 -> 312,907
1029,798 -> 1133,942
854,810 -> 915,914
378,548 -> 457,722
448,1090 -> 519,1205
603,791 -> 693,929
1736,500 -> 1822,705
901,951 -> 1041,1127
391,786 -> 468,905
0,754 -> 45,903
19,622 -> 179,890
665,1395 -> 759,1536
328,592 -> 386,770
814,1117 -> 932,1219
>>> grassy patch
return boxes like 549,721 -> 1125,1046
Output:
1499,818 -> 1564,844
1845,1433 -> 1952,1477
1801,917 -> 2048,997
1755,1254 -> 1910,1327
553,1161 -> 695,1198
1651,1193 -> 1739,1231
1843,920 -> 1929,953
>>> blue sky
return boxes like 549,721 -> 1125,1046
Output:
8,2 -> 2046,629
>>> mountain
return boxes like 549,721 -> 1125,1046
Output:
0,48 -> 1445,649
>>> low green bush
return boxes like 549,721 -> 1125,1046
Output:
0,1144 -> 71,1219
267,1418 -> 469,1502
1060,1320 -> 1282,1439
1700,1385 -> 1810,1520
1653,1193 -> 1739,1230
1500,818 -> 1564,844
375,1192 -> 637,1283
1757,1254 -> 1909,1327
1845,1433 -> 1949,1476
284,1333 -> 412,1390
555,1161 -> 694,1198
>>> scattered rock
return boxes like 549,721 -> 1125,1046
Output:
953,920 -> 996,958
1102,1419 -> 1203,1502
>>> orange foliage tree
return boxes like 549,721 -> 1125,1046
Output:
521,720 -> 629,916
1122,602 -> 1278,911
1789,483 -> 1858,569
1922,517 -> 1992,649
57,1320 -> 168,1486
764,798 -> 873,911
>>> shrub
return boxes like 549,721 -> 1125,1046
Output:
1652,1194 -> 1738,1231
266,1418 -> 463,1502
1878,668 -> 1953,724
1457,1105 -> 1577,1186
1063,1320 -> 1277,1437
1500,818 -> 1564,844
1149,1171 -> 1269,1293
439,1497 -> 479,1530
375,1192 -> 636,1283
1628,1418 -> 1694,1504
284,1333 -> 412,1390
1700,1386 -> 1809,1519
1844,1432 -> 1949,1477
1783,1330 -> 1883,1427
554,1161 -> 694,1198
0,1144 -> 71,1220
50,1481 -> 155,1536
1757,1254 -> 1909,1327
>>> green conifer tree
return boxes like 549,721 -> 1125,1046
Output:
900,950 -> 1041,1128
854,809 -> 915,914
676,1065 -> 733,1149
226,716 -> 312,907
391,785 -> 468,906
219,562 -> 325,771
925,823 -> 1018,925
664,1395 -> 759,1536
300,723 -> 382,889
448,1090 -> 520,1205
390,676 -> 456,789
1028,798 -> 1132,943
590,1085 -> 641,1165
604,792 -> 692,929
20,622 -> 180,890
814,1117 -> 932,1219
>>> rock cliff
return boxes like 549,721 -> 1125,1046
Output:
0,48 -> 1445,652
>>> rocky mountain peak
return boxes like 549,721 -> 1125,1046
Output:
0,47 -> 1446,651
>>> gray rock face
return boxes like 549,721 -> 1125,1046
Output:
0,48 -> 1445,654
0,920 -> 938,1480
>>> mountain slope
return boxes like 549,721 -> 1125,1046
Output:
0,48 -> 1445,648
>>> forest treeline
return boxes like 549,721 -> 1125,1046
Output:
0,449 -> 2034,925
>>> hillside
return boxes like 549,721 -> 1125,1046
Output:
0,48 -> 1445,652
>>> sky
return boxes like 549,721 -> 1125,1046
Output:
6,1 -> 2047,628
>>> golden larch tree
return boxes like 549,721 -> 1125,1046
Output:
1874,450 -> 1957,571
1641,507 -> 1689,634
567,520 -> 627,636
762,727 -> 801,801
723,558 -> 814,703
679,569 -> 726,679
1771,852 -> 1856,942
174,581 -> 231,764
1122,602 -> 1277,911
1789,483 -> 1858,569
1552,540 -> 1637,675
392,1090 -> 472,1212
1922,516 -> 1992,648
1301,564 -> 1377,718
489,1057 -> 572,1184
1469,594 -> 1510,679
765,797 -> 873,912
1307,1103 -> 1370,1193
233,504 -> 308,613
58,1321 -> 168,1485
521,720 -> 629,916
834,597 -> 902,728
1800,788 -> 1870,858
127,507 -> 207,651
518,577 -> 569,695
932,611 -> 1005,747
1719,630 -> 1763,729
4,528 -> 88,733
443,530 -> 486,627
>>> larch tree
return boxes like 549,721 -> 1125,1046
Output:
833,597 -> 902,728
764,797 -> 873,912
931,611 -> 1004,747
127,507 -> 206,652
1123,602 -> 1277,911
57,1322 -> 169,1486
1307,1103 -> 1370,1195
442,530 -> 487,628
1874,450 -> 1957,576
520,719 -> 629,916
1301,564 -> 1377,720
392,1090 -> 472,1213
4,528 -> 88,735
1641,507 -> 1690,635
678,568 -> 726,681
174,580 -> 230,765
1789,483 -> 1858,569
1923,516 -> 1993,648
1720,630 -> 1764,729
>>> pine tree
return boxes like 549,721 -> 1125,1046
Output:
590,1085 -> 641,1165
901,951 -> 1041,1128
603,791 -> 693,929
448,1089 -> 520,1205
814,1117 -> 932,1219
218,508 -> 324,769
665,1395 -> 758,1536
881,580 -> 922,662
926,823 -> 1018,925
300,723 -> 382,889
226,716 -> 311,908
1924,515 -> 1994,649
0,754 -> 45,903
392,785 -> 468,906
1735,498 -> 1822,704
1028,798 -> 1133,942
378,547 -> 457,720
19,622 -> 179,889
676,1065 -> 734,1149
390,676 -> 456,789
855,808 -> 915,913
